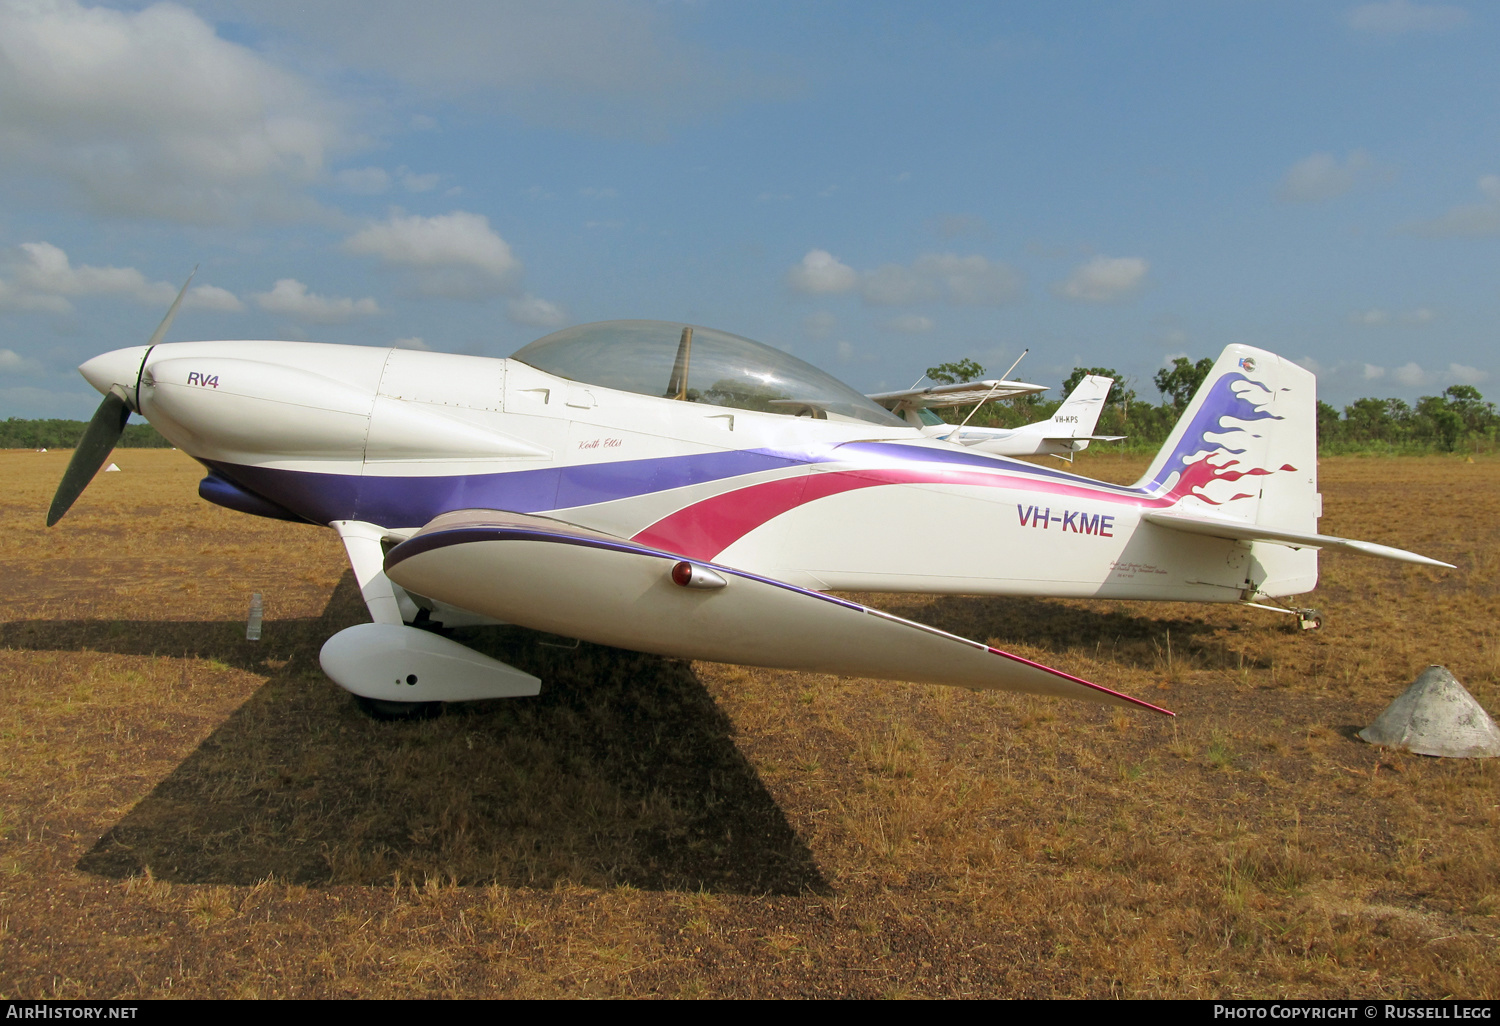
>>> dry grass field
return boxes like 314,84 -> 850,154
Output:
0,446 -> 1496,999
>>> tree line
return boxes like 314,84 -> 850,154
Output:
0,417 -> 172,449
925,356 -> 1500,454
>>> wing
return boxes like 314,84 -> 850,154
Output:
383,509 -> 1172,715
1143,511 -> 1453,568
867,378 -> 1049,408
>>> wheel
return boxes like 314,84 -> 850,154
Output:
353,695 -> 441,720
1298,613 -> 1322,631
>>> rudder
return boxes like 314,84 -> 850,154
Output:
1133,345 -> 1320,596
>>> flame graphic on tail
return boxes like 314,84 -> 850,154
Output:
1139,372 -> 1293,507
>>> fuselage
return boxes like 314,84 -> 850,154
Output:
81,334 -> 1301,603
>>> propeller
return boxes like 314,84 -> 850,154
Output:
46,269 -> 196,527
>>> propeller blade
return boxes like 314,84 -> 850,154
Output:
49,267 -> 197,526
47,386 -> 131,527
146,266 -> 196,350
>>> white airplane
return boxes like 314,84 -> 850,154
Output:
50,283 -> 1451,720
875,374 -> 1125,460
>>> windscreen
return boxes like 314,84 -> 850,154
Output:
511,320 -> 905,427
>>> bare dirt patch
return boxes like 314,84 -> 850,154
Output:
1,448 -> 1496,998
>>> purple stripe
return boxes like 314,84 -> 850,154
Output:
837,441 -> 1147,495
208,436 -> 1149,530
206,447 -> 814,526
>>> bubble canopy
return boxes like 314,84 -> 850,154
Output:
511,320 -> 905,427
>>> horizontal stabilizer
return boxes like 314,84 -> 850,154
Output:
1143,511 -> 1453,568
385,509 -> 1172,715
1042,434 -> 1125,443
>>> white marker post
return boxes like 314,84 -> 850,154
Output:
246,593 -> 264,641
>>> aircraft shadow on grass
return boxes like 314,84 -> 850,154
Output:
1,575 -> 827,895
874,593 -> 1237,669
3,579 -> 1251,894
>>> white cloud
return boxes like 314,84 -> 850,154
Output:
1392,362 -> 1427,387
787,250 -> 859,295
1407,175 -> 1500,237
579,186 -> 618,199
1053,256 -> 1149,303
1278,151 -> 1371,202
788,250 -> 1022,306
185,284 -> 245,313
835,340 -> 856,362
0,0 -> 341,222
394,336 -> 431,350
1347,1 -> 1468,34
254,278 -> 380,323
1303,359 -> 1494,400
885,315 -> 935,334
1447,362 -> 1489,385
802,311 -> 837,339
343,211 -> 522,298
9,242 -> 172,303
506,294 -> 568,329
1351,306 -> 1437,326
0,348 -> 41,373
0,241 -> 240,314
335,166 -> 392,194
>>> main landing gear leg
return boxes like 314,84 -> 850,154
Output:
1240,600 -> 1323,631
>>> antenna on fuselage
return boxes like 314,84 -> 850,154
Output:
944,347 -> 1029,439
666,325 -> 694,400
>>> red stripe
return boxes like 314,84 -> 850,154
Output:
630,454 -> 1292,562
983,645 -> 1175,716
632,465 -> 1143,559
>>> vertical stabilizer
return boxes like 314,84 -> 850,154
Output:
1047,374 -> 1113,440
1133,345 -> 1320,596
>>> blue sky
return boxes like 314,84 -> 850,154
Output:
2,0 -> 1497,418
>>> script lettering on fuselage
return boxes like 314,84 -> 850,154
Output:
186,371 -> 220,388
576,437 -> 623,450
1016,504 -> 1115,537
